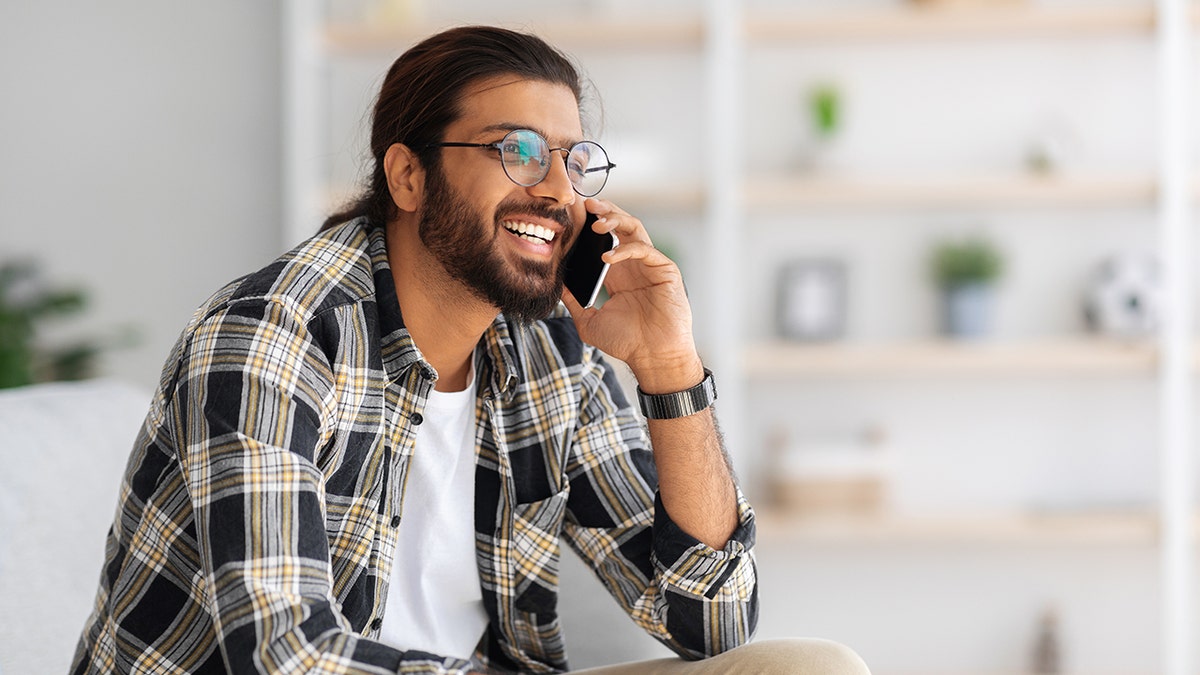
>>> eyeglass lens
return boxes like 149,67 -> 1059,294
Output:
498,130 -> 610,197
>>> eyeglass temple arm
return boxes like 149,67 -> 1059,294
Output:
428,142 -> 494,149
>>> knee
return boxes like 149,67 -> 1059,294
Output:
723,638 -> 870,675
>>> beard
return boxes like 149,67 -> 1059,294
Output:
417,164 -> 573,323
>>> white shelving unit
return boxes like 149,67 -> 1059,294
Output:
736,3 -> 1194,673
1155,1 -> 1195,672
282,2 -> 1195,671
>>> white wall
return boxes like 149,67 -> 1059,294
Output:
0,1 -> 283,389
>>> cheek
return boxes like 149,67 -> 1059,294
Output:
568,201 -> 587,223
477,186 -> 524,224
439,154 -> 509,208
457,184 -> 508,228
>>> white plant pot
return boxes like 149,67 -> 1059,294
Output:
941,282 -> 995,339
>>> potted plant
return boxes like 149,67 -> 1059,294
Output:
798,81 -> 843,171
810,82 -> 841,141
929,237 -> 1004,338
0,259 -> 117,388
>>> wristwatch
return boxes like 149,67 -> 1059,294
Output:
637,368 -> 717,420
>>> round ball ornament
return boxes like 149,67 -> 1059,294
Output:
1081,254 -> 1162,339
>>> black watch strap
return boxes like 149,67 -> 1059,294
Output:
637,368 -> 717,420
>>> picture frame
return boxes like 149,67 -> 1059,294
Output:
776,258 -> 847,341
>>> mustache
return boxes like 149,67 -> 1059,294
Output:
494,199 -> 574,234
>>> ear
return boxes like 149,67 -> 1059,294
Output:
383,143 -> 424,213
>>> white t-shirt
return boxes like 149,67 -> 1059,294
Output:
379,371 -> 488,659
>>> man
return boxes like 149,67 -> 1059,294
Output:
72,26 -> 868,674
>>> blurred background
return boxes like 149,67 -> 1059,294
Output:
2,0 -> 1199,673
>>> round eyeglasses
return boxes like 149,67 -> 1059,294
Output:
426,128 -> 616,198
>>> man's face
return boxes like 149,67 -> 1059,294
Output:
417,77 -> 586,323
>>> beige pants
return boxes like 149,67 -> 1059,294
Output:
569,639 -> 871,674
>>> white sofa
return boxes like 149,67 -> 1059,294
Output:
0,379 -> 151,674
0,379 -> 668,674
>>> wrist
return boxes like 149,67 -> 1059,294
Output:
628,353 -> 704,395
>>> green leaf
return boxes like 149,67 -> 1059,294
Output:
930,238 -> 1004,287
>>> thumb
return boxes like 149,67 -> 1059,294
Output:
561,287 -> 585,321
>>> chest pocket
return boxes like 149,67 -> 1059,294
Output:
504,488 -> 570,670
509,489 -> 569,615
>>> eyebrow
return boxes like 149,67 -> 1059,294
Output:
476,123 -> 583,148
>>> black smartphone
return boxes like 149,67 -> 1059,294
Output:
563,212 -> 617,309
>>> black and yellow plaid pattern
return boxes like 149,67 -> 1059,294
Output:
71,218 -> 757,674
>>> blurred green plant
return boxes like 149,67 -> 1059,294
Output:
930,237 -> 1004,288
0,260 -> 115,388
808,83 -> 841,139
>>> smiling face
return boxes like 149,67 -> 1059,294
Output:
416,77 -> 587,322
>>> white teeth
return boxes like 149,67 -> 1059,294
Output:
502,220 -> 555,243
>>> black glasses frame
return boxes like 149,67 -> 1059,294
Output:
425,129 -> 616,197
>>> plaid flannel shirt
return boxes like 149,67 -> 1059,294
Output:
71,218 -> 757,674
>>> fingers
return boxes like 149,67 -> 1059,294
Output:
586,197 -> 652,246
582,198 -> 676,268
603,240 -> 674,268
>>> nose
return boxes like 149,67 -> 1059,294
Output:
527,151 -> 576,206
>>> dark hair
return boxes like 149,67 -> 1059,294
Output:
321,26 -> 585,232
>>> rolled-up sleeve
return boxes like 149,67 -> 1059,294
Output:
650,491 -> 757,656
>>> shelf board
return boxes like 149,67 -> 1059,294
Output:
324,16 -> 705,54
603,182 -> 706,212
743,173 -> 1159,211
326,5 -> 1200,53
324,172 -> 1195,219
744,5 -> 1159,42
755,509 -> 1195,547
744,339 -> 1161,378
323,182 -> 704,215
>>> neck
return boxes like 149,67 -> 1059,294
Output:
386,218 -> 497,392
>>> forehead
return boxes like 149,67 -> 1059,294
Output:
451,76 -> 584,144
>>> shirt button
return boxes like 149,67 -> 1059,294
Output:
411,412 -> 424,425
371,618 -> 382,631
391,515 -> 401,527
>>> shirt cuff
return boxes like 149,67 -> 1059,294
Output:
651,491 -> 757,600
395,650 -> 475,675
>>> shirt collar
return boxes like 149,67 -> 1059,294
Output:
479,314 -> 523,402
364,222 -> 437,384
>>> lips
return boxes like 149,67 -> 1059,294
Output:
502,220 -> 556,245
